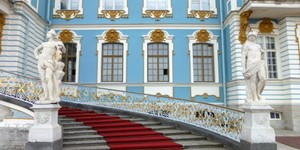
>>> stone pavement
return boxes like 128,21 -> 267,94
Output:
275,130 -> 300,150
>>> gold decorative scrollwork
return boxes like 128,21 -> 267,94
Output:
189,10 -> 216,21
193,93 -> 221,100
145,10 -> 170,21
55,10 -> 81,21
196,29 -> 211,42
0,13 -> 5,54
150,29 -> 165,42
239,10 -> 253,44
100,10 -> 126,21
59,29 -> 74,43
259,18 -> 274,34
105,29 -> 120,42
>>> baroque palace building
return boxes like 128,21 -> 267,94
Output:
0,0 -> 299,132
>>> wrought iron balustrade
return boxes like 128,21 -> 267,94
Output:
0,69 -> 244,142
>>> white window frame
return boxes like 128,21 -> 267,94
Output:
97,30 -> 128,83
270,112 -> 281,120
57,30 -> 82,83
98,0 -> 128,15
187,0 -> 217,15
143,0 -> 172,14
188,30 -> 219,83
28,0 -> 39,12
256,34 -> 281,80
53,0 -> 83,15
142,30 -> 174,83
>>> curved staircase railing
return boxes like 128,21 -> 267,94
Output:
0,69 -> 244,142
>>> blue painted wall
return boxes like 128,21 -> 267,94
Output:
224,26 -> 232,82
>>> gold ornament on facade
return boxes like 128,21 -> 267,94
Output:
259,18 -> 274,33
150,29 -> 166,42
55,10 -> 81,21
59,29 -> 74,43
196,30 -> 210,42
0,13 -> 5,54
239,10 -> 253,44
105,29 -> 120,42
145,10 -> 170,21
100,10 -> 126,21
189,10 -> 216,21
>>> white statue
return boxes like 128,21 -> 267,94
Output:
242,31 -> 267,102
34,29 -> 65,104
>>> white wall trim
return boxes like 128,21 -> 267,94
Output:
0,100 -> 34,117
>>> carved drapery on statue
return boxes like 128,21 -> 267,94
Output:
0,13 -> 5,54
239,10 -> 253,44
34,29 -> 65,104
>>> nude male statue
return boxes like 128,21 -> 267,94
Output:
242,31 -> 267,102
34,29 -> 65,103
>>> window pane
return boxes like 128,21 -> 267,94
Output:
61,0 -> 68,9
148,43 -> 169,82
115,0 -> 124,10
71,0 -> 79,9
62,43 -> 77,82
104,0 -> 114,10
147,0 -> 156,9
193,43 -> 214,82
102,43 -> 123,82
158,0 -> 167,9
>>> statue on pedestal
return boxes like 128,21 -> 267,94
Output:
34,29 -> 65,104
242,31 -> 267,102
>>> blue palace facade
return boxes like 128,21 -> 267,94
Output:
0,0 -> 299,131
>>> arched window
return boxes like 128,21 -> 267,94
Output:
101,43 -> 124,82
192,43 -> 214,82
147,43 -> 169,82
62,43 -> 77,82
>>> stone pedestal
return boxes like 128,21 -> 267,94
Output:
26,104 -> 62,150
240,102 -> 277,150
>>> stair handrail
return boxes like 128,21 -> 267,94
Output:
0,69 -> 244,142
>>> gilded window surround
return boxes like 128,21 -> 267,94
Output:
188,10 -> 217,21
98,10 -> 128,21
53,10 -> 82,21
143,10 -> 172,20
0,13 -> 5,54
105,29 -> 121,42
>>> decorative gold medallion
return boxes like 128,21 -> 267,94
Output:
59,29 -> 74,43
0,13 -> 5,54
150,29 -> 165,42
105,29 -> 120,42
239,10 -> 253,44
196,29 -> 210,42
259,18 -> 274,33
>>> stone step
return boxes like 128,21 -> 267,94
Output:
158,129 -> 191,135
61,122 -> 84,127
59,118 -> 75,122
63,145 -> 110,150
184,147 -> 228,150
63,125 -> 92,131
63,139 -> 107,147
64,130 -> 98,136
63,134 -> 104,142
136,121 -> 161,126
167,134 -> 207,141
145,125 -> 176,131
177,140 -> 224,149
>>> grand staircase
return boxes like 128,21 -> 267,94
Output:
59,107 -> 228,150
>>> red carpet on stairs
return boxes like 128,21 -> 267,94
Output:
59,107 -> 183,150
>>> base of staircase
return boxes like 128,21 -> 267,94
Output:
25,139 -> 63,150
240,140 -> 277,150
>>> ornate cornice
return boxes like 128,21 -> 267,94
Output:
99,10 -> 127,21
196,29 -> 211,42
188,10 -> 216,21
105,29 -> 120,42
239,10 -> 253,44
259,18 -> 274,34
59,29 -> 74,43
54,10 -> 82,21
0,13 -> 5,54
144,10 -> 171,21
150,29 -> 165,42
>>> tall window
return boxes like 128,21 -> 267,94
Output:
146,0 -> 168,10
62,43 -> 77,82
102,43 -> 123,82
191,0 -> 210,10
60,0 -> 79,10
257,36 -> 278,78
102,0 -> 124,10
148,43 -> 169,82
193,43 -> 214,82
